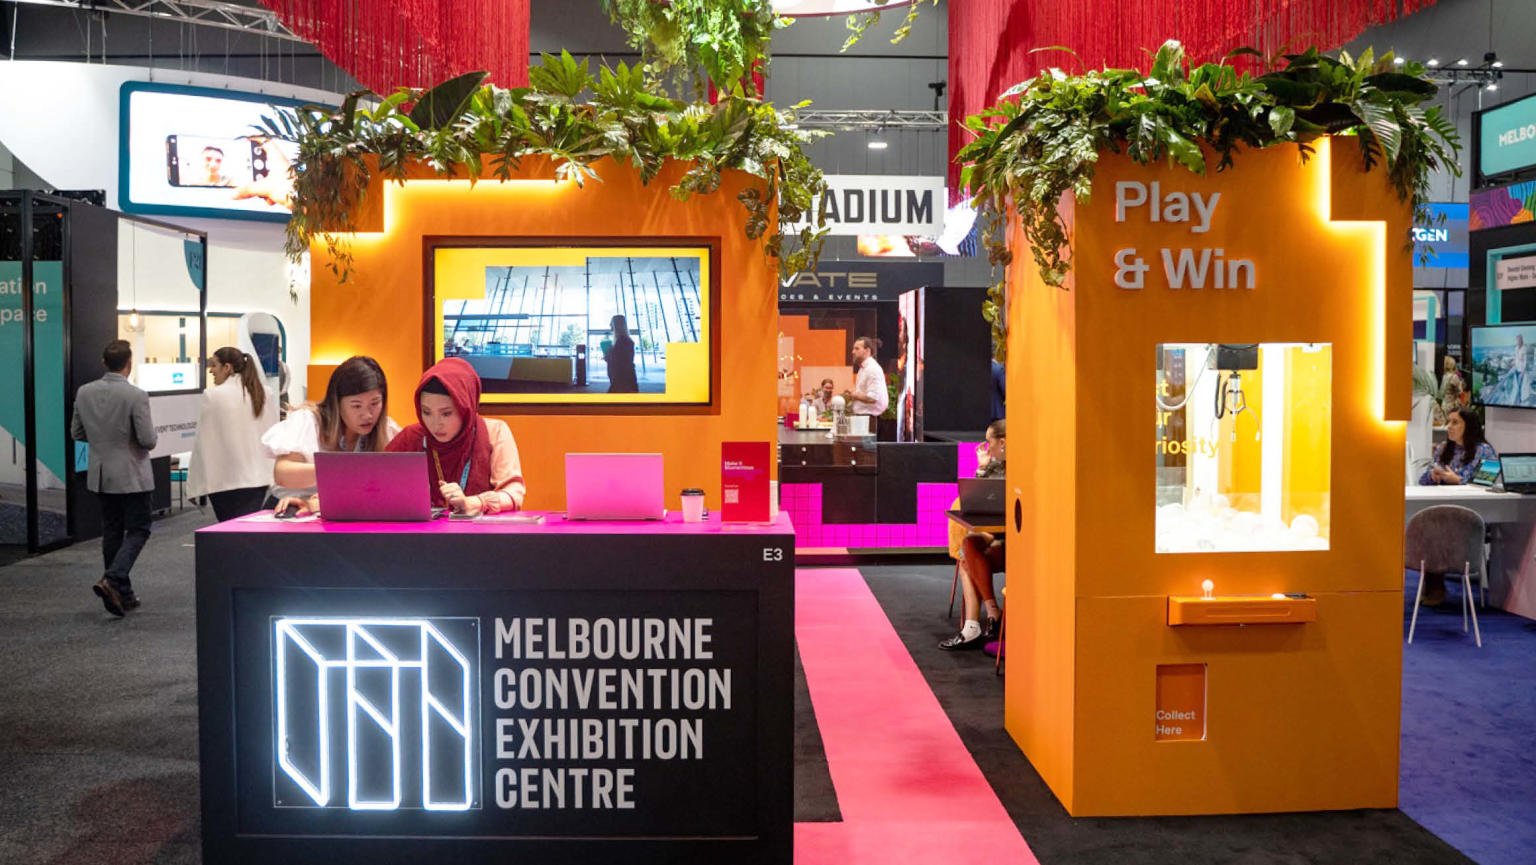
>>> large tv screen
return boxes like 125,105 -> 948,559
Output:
1469,323 -> 1536,409
427,239 -> 717,408
119,82 -> 316,222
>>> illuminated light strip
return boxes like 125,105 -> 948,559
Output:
275,622 -> 331,806
1309,138 -> 1395,426
274,618 -> 474,812
324,177 -> 573,246
421,623 -> 474,811
346,623 -> 403,810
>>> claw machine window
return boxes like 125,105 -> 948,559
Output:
1155,342 -> 1331,554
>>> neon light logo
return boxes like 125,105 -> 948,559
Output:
273,617 -> 479,811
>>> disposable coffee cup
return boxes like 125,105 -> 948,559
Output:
681,488 -> 705,522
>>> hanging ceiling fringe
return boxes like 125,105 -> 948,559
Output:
256,0 -> 529,95
945,0 -> 1448,198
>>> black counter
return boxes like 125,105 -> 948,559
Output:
195,513 -> 795,865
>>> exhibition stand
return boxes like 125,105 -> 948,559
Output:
1004,138 -> 1411,816
196,512 -> 794,865
196,140 -> 792,861
1,191 -> 204,551
777,272 -> 992,553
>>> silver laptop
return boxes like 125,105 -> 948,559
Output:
957,477 -> 1005,515
314,452 -> 433,522
564,453 -> 665,520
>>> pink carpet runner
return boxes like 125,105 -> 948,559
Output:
794,568 -> 1039,864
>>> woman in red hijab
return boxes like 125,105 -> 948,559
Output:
386,358 -> 525,514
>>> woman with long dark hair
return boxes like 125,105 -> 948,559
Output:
603,314 -> 639,393
187,346 -> 278,520
263,355 -> 401,515
1419,407 -> 1495,486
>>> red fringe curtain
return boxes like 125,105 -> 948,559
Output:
258,0 -> 530,95
947,0 -> 1445,196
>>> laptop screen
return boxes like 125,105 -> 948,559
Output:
1471,458 -> 1502,486
1500,454 -> 1536,486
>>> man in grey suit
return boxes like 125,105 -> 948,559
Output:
71,339 -> 157,616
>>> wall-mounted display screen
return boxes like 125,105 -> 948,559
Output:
1155,342 -> 1332,554
428,240 -> 716,407
1477,92 -> 1536,182
1468,324 -> 1536,409
119,82 -> 315,222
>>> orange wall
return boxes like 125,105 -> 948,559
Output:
1001,198 -> 1078,802
778,314 -> 852,414
1005,138 -> 1409,816
306,157 -> 778,510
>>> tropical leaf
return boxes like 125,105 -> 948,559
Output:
407,71 -> 489,130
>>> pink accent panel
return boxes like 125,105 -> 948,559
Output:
199,511 -> 793,537
794,569 -> 1037,863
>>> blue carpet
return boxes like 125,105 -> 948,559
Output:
1400,572 -> 1536,865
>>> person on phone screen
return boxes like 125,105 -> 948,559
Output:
200,146 -> 233,187
386,357 -> 525,515
232,137 -> 296,210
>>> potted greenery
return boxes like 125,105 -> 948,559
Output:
956,41 -> 1461,359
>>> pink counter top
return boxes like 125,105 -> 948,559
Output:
198,510 -> 794,536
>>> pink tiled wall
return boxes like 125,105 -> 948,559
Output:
785,439 -> 981,549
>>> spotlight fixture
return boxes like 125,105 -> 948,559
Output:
867,139 -> 888,151
1427,58 -> 1440,67
1393,56 -> 1406,65
1456,58 -> 1469,66
1487,83 -> 1499,92
1493,60 -> 1505,69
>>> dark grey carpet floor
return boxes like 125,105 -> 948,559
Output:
0,518 -> 1493,865
857,562 -> 1477,865
0,510 -> 840,865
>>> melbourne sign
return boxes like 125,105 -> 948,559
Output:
1479,93 -> 1536,180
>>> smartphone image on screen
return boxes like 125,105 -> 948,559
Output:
166,135 -> 267,188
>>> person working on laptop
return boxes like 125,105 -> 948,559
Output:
265,356 -> 401,515
386,357 -> 525,515
941,419 -> 1007,651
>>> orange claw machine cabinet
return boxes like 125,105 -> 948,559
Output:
1003,138 -> 1410,816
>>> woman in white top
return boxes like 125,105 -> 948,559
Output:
262,355 -> 401,515
187,347 -> 279,521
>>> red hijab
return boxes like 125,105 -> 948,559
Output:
386,358 -> 493,506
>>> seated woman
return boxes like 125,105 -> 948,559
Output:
265,355 -> 401,515
1418,407 -> 1495,486
1416,406 -> 1495,605
941,419 -> 1006,651
387,357 -> 525,515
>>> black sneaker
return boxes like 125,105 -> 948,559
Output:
939,630 -> 987,651
122,594 -> 141,611
93,579 -> 126,617
982,616 -> 1001,639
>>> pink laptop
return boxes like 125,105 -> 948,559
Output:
314,452 -> 434,521
564,453 -> 665,520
